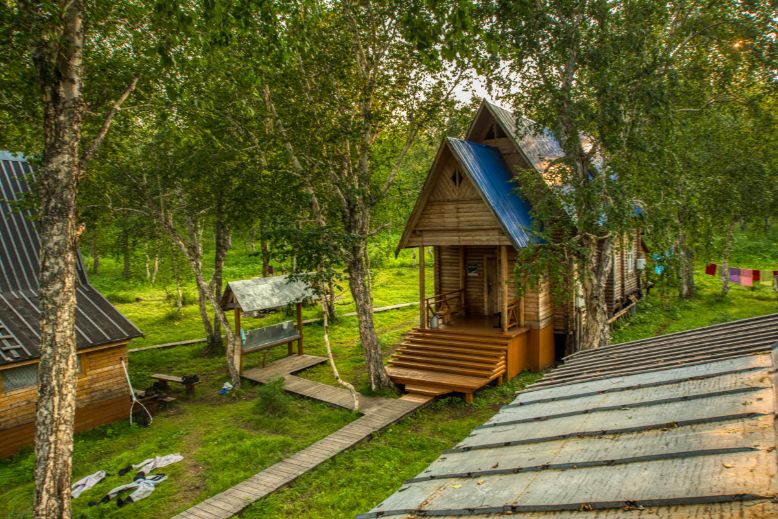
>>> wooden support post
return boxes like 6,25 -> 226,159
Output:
500,245 -> 509,333
296,302 -> 304,355
459,245 -> 465,314
234,308 -> 243,374
419,244 -> 426,329
519,295 -> 525,328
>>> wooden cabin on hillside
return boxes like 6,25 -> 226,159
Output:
0,153 -> 142,458
388,100 -> 646,402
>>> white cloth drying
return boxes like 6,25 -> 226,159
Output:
71,470 -> 106,498
106,474 -> 168,505
132,453 -> 183,474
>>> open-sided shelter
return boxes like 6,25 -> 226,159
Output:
0,152 -> 142,458
389,100 -> 647,402
220,275 -> 315,373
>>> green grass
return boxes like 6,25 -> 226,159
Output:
0,388 -> 356,518
91,247 -> 431,350
612,226 -> 778,343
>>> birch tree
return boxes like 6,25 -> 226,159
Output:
1,1 -> 155,515
489,0 -> 776,350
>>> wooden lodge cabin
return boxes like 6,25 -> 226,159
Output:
0,153 -> 142,458
388,100 -> 645,402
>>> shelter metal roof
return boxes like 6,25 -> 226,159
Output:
447,138 -> 536,249
0,155 -> 142,366
359,313 -> 778,518
221,275 -> 316,313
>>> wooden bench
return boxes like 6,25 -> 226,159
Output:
151,373 -> 200,396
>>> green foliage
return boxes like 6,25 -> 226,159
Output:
254,378 -> 292,417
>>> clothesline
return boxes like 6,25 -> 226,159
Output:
704,264 -> 778,287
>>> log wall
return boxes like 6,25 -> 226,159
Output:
0,343 -> 131,458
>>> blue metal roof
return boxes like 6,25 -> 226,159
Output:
447,138 -> 536,248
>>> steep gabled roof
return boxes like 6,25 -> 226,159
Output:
0,153 -> 142,366
447,138 -> 535,249
396,138 -> 536,252
474,100 -> 566,174
360,313 -> 778,518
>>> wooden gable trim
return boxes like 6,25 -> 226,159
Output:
444,139 -> 521,249
465,100 -> 538,175
396,140 -> 453,254
400,138 -> 519,251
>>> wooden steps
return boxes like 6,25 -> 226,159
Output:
388,327 -> 511,403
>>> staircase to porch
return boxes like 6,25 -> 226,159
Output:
387,327 -> 512,403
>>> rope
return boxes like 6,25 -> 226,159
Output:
121,358 -> 153,427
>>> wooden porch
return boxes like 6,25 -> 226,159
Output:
387,315 -> 529,403
388,243 -> 530,402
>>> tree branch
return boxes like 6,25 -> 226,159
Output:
80,76 -> 139,168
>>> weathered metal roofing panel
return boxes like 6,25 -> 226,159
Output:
359,314 -> 778,518
486,370 -> 769,426
514,354 -> 773,405
484,102 -> 565,174
366,450 -> 775,517
447,138 -> 536,249
411,415 -> 773,483
457,387 -> 773,451
222,275 -> 316,313
0,154 -> 142,366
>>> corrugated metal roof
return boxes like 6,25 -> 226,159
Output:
0,155 -> 142,366
447,138 -> 536,249
359,313 -> 778,518
221,275 -> 316,313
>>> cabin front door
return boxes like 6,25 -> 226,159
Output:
483,254 -> 500,316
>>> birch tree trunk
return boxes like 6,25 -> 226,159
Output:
207,205 -> 230,354
677,229 -> 696,299
344,206 -> 393,390
159,212 -> 241,385
30,1 -> 85,515
720,219 -> 735,296
577,235 -> 613,350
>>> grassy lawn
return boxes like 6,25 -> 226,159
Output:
1,231 -> 775,518
612,227 -> 778,343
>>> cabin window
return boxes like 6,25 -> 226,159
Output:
627,250 -> 634,273
451,169 -> 463,187
2,364 -> 38,392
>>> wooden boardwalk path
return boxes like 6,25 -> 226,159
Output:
172,356 -> 432,519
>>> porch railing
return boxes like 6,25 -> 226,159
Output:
505,300 -> 522,330
425,289 -> 464,324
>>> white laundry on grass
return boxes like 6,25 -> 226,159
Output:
132,453 -> 184,475
72,470 -> 107,499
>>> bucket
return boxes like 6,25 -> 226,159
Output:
429,314 -> 440,329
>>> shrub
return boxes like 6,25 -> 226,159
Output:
254,378 -> 292,417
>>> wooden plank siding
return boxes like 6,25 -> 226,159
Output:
605,231 -> 642,313
404,148 -> 513,248
0,343 -> 130,457
436,245 -> 553,327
